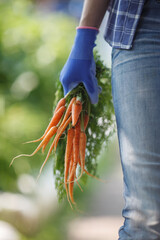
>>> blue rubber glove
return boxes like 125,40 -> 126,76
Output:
60,27 -> 101,104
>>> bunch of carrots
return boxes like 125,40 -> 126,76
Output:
10,54 -> 113,209
10,93 -> 101,208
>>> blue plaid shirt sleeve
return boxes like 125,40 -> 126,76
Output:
104,0 -> 146,49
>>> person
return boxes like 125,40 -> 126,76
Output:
60,0 -> 160,239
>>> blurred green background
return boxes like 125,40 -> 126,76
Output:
0,1 -> 121,239
0,0 -> 77,191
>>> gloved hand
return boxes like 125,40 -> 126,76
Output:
60,27 -> 101,104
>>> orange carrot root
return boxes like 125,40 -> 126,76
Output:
42,142 -> 47,153
24,106 -> 65,145
84,169 -> 106,183
76,131 -> 87,181
54,115 -> 72,151
69,165 -> 76,204
10,126 -> 58,167
84,113 -> 89,130
69,119 -> 80,177
37,116 -> 72,181
59,97 -> 76,128
10,153 -> 32,167
44,105 -> 66,136
23,136 -> 44,144
41,126 -> 58,153
72,100 -> 82,126
68,123 -> 80,205
64,128 -> 74,208
54,97 -> 66,114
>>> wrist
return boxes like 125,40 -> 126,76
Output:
75,27 -> 98,48
70,28 -> 98,59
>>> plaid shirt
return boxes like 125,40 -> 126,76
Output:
104,0 -> 146,49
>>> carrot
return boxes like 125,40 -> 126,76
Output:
44,105 -> 66,136
36,115 -> 73,180
69,167 -> 76,204
24,136 -> 44,144
66,130 -> 87,184
84,113 -> 89,130
64,129 -> 83,193
10,126 -> 57,167
65,119 -> 80,183
68,159 -> 83,201
77,131 -> 86,181
63,149 -> 83,193
72,100 -> 82,126
70,119 -> 81,175
69,153 -> 73,175
84,169 -> 106,183
42,141 -> 48,153
59,97 -> 76,128
68,151 -> 78,205
65,119 -> 80,189
68,170 -> 83,205
25,106 -> 65,144
41,126 -> 58,153
54,115 -> 72,151
68,121 -> 81,205
54,97 -> 65,114
64,128 -> 74,208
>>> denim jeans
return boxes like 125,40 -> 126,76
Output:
111,0 -> 160,239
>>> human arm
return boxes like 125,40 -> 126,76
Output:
60,0 -> 111,104
79,0 -> 110,28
